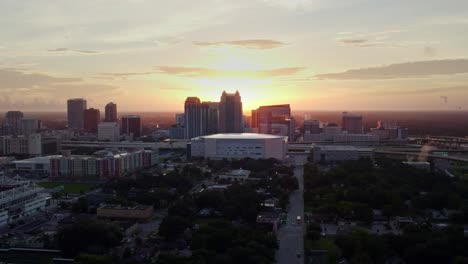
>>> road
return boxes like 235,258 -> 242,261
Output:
276,155 -> 306,264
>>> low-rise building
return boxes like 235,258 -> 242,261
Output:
98,122 -> 120,142
97,204 -> 153,221
304,132 -> 379,145
311,144 -> 374,163
0,175 -> 48,227
190,133 -> 287,160
0,134 -> 42,156
49,149 -> 157,179
256,211 -> 280,233
9,149 -> 157,179
218,169 -> 255,182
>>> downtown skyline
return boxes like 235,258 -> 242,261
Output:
1,0 -> 468,111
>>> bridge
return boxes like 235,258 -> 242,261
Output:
61,140 -> 187,150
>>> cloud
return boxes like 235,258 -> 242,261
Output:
154,66 -> 304,78
47,48 -> 99,54
336,38 -> 387,47
335,30 -> 402,48
100,72 -> 155,77
315,59 -> 468,80
0,68 -> 122,110
0,68 -> 80,89
193,39 -> 287,49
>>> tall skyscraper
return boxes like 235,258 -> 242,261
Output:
5,111 -> 24,135
218,91 -> 243,133
104,102 -> 118,122
67,98 -> 87,130
342,112 -> 363,134
184,97 -> 206,139
83,108 -> 101,133
252,104 -> 295,141
121,115 -> 141,138
204,102 -> 219,135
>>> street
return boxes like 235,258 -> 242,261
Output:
276,155 -> 306,264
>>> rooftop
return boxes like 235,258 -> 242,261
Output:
199,133 -> 285,140
12,155 -> 62,164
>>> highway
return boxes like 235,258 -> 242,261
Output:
276,155 -> 306,264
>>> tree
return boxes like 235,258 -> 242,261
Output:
56,220 -> 122,257
71,197 -> 89,213
74,254 -> 114,264
159,215 -> 192,240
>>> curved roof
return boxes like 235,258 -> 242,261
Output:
200,133 -> 285,140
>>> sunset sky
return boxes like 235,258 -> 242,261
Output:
1,0 -> 468,112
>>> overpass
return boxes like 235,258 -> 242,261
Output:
374,150 -> 468,163
61,140 -> 187,150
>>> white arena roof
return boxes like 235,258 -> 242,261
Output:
199,133 -> 285,140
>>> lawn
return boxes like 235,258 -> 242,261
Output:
38,182 -> 97,194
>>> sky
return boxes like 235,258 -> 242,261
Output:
1,0 -> 468,112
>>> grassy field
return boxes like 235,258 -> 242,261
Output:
38,182 -> 97,194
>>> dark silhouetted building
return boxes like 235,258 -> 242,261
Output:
67,98 -> 87,130
184,97 -> 206,139
342,112 -> 363,134
304,120 -> 321,134
121,115 -> 141,139
83,108 -> 101,133
204,101 -> 219,135
104,102 -> 118,122
5,111 -> 24,135
251,104 -> 295,141
219,91 -> 243,133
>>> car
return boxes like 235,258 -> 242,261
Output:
296,216 -> 302,224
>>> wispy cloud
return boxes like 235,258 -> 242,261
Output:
336,30 -> 402,48
154,66 -> 304,78
100,72 -> 155,77
193,39 -> 288,49
315,59 -> 468,80
0,68 -> 122,109
47,48 -> 99,54
0,68 -> 80,89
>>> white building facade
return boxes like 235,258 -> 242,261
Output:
98,122 -> 120,142
190,133 -> 287,160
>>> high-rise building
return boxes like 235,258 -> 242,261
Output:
184,97 -> 206,139
175,113 -> 185,127
98,122 -> 120,141
342,112 -> 363,134
104,102 -> 118,122
67,98 -> 87,130
83,108 -> 101,133
5,111 -> 24,135
252,104 -> 295,141
21,118 -> 41,136
204,102 -> 219,135
218,91 -> 243,133
121,115 -> 141,139
251,109 -> 258,129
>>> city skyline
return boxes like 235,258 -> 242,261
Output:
1,1 -> 468,111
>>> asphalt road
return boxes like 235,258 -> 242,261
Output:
276,155 -> 306,264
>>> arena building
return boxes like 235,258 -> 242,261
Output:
190,133 -> 287,160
